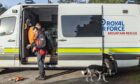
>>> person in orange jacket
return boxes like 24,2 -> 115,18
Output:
26,23 -> 42,49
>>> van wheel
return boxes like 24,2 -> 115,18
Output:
104,58 -> 118,76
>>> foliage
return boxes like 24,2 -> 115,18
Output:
89,0 -> 140,3
138,0 -> 140,3
59,0 -> 78,3
0,3 -> 7,15
89,0 -> 128,3
25,0 -> 35,4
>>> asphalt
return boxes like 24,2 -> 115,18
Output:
0,67 -> 140,84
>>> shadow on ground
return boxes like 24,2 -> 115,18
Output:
0,68 -> 29,75
46,70 -> 77,80
45,67 -> 140,84
1,67 -> 140,84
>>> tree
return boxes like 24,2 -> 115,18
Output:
89,0 -> 127,3
137,0 -> 140,3
25,0 -> 35,4
0,3 -> 7,15
59,0 -> 77,3
48,0 -> 52,3
0,3 -> 2,8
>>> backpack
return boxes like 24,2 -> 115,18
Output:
44,31 -> 54,54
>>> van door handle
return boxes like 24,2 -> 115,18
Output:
58,39 -> 67,41
8,39 -> 15,42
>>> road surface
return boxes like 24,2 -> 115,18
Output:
0,67 -> 140,84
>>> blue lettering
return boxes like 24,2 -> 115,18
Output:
110,21 -> 114,26
104,27 -> 125,31
110,27 -> 114,31
114,21 -> 121,25
102,19 -> 125,32
102,19 -> 106,25
107,21 -> 110,25
118,27 -> 122,31
121,27 -> 125,31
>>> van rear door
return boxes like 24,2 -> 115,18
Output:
58,4 -> 103,67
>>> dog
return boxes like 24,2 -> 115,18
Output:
81,64 -> 111,82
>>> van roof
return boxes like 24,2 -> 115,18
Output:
0,3 -> 139,18
17,2 -> 140,6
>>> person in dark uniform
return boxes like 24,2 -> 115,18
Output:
32,26 -> 47,80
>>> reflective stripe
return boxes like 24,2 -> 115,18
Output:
58,48 -> 102,54
4,48 -> 19,53
3,47 -> 140,54
58,47 -> 140,55
109,48 -> 140,53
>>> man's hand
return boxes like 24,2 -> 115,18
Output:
32,47 -> 36,52
26,44 -> 31,49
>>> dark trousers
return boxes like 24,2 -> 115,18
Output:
36,52 -> 45,76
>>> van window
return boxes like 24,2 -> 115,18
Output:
0,17 -> 16,36
61,15 -> 102,37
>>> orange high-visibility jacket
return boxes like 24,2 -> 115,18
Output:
28,26 -> 36,44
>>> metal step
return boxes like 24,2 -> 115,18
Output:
26,56 -> 57,64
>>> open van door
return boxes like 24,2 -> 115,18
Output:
0,5 -> 21,67
58,4 -> 103,67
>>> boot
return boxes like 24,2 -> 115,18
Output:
35,75 -> 46,80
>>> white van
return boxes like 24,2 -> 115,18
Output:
0,4 -> 140,74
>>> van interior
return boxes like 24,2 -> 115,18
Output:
21,5 -> 58,64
